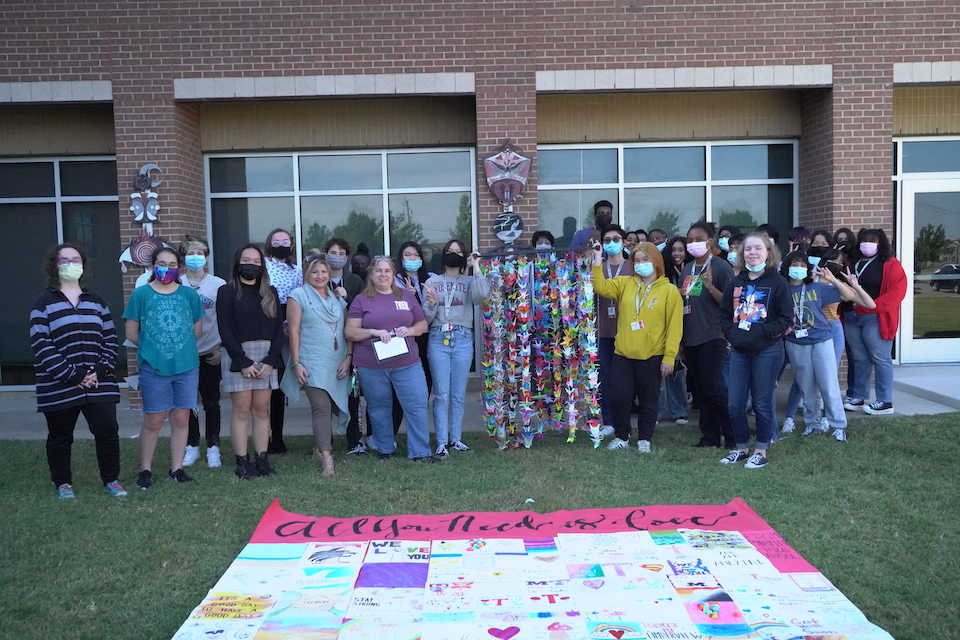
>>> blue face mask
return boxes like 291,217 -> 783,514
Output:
788,266 -> 808,281
603,241 -> 623,255
184,255 -> 206,271
745,262 -> 766,273
718,237 -> 730,251
656,242 -> 667,252
808,256 -> 821,267
403,259 -> 422,272
726,251 -> 738,265
634,262 -> 655,277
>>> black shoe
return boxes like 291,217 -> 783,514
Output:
692,440 -> 720,448
412,456 -> 442,464
136,470 -> 154,490
168,468 -> 194,483
235,454 -> 258,480
267,438 -> 287,455
255,452 -> 276,477
378,453 -> 393,461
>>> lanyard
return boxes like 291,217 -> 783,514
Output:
605,259 -> 626,280
684,254 -> 713,302
441,275 -> 462,321
854,257 -> 876,280
634,280 -> 654,322
792,284 -> 807,328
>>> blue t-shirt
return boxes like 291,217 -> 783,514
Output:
123,284 -> 204,376
786,281 -> 841,345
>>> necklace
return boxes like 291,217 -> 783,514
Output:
187,272 -> 207,290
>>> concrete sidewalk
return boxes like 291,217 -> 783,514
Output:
1,366 -> 956,441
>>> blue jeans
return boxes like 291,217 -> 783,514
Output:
658,364 -> 688,420
428,326 -> 474,444
843,311 -> 894,403
598,337 -> 616,426
358,363 -> 431,458
139,362 -> 199,414
728,342 -> 783,451
785,319 -> 844,419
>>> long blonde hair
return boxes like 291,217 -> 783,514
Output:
361,256 -> 404,300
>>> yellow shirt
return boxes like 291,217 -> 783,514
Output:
592,266 -> 683,362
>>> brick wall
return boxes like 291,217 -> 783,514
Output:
798,88 -> 834,230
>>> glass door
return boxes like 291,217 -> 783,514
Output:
900,179 -> 960,363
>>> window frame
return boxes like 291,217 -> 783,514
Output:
536,140 -> 799,230
204,148 -> 478,268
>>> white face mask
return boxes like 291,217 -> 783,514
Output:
718,237 -> 730,251
726,251 -> 738,266
535,243 -> 552,250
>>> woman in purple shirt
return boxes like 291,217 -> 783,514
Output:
345,256 -> 440,464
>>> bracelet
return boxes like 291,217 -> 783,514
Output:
291,361 -> 302,368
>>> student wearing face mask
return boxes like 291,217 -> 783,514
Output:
841,229 -> 907,416
352,243 -> 372,283
423,240 -> 489,456
680,221 -> 736,449
648,229 -> 669,253
217,244 -> 285,480
592,241 -> 683,453
32,243 -> 126,499
263,228 -> 302,455
123,247 -> 204,489
531,230 -> 555,251
179,236 -> 227,469
572,200 -> 615,248
658,237 -> 691,426
716,225 -> 741,261
594,225 -> 630,437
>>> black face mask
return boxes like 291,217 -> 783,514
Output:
824,261 -> 849,285
595,214 -> 612,229
238,264 -> 262,281
272,246 -> 292,260
808,245 -> 828,259
442,252 -> 467,269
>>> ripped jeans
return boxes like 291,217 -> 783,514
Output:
427,325 -> 474,445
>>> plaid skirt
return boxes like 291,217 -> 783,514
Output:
221,340 -> 280,392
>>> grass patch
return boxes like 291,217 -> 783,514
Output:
2,413 -> 958,639
912,296 -> 960,338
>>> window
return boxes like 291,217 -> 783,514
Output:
537,142 -> 797,246
0,158 -> 120,385
207,149 -> 476,276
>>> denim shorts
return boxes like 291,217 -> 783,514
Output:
139,362 -> 200,414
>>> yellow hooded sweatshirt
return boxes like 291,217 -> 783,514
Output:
592,267 -> 683,362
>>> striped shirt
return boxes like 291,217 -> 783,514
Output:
30,289 -> 121,413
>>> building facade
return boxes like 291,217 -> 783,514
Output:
2,1 -> 960,384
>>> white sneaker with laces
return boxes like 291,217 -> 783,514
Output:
435,444 -> 448,457
833,429 -> 848,442
182,445 -> 200,467
607,437 -> 629,450
206,445 -> 222,468
781,417 -> 795,433
637,440 -> 651,453
863,401 -> 894,416
744,453 -> 769,469
675,417 -> 689,425
449,440 -> 471,452
598,425 -> 615,438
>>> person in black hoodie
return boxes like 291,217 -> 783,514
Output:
718,232 -> 793,469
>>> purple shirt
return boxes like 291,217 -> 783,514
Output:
347,289 -> 426,369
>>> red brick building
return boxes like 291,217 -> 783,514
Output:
2,1 -> 960,383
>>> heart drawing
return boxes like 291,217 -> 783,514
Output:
582,579 -> 605,590
609,631 -> 625,639
488,626 -> 521,640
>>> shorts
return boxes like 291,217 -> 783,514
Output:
139,361 -> 200,414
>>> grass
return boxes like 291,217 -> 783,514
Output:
2,413 -> 958,640
912,296 -> 960,338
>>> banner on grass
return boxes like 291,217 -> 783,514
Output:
172,499 -> 893,640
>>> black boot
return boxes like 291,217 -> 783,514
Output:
235,454 -> 257,480
255,451 -> 276,477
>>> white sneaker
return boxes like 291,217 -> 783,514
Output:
598,425 -> 615,438
435,444 -> 448,457
675,416 -> 689,425
182,445 -> 200,467
449,440 -> 471,452
820,416 -> 831,432
833,429 -> 848,442
781,417 -> 795,434
206,445 -> 222,468
637,440 -> 651,453
607,437 -> 629,450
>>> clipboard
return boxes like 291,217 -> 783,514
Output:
372,334 -> 410,363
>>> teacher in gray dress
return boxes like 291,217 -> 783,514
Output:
283,256 -> 352,477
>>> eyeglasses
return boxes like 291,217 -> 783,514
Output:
602,237 -> 623,243
271,239 -> 292,247
57,258 -> 83,266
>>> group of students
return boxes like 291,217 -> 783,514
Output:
586,219 -> 906,470
31,229 -> 490,498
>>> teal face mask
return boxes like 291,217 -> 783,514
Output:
402,259 -> 422,272
603,241 -> 623,255
788,266 -> 808,281
726,252 -> 738,265
718,237 -> 730,251
634,262 -> 655,277
745,262 -> 766,273
185,255 -> 206,271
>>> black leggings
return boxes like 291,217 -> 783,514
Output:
187,355 -> 222,447
44,402 -> 121,487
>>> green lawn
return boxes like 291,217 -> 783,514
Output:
2,414 -> 958,640
913,296 -> 960,338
